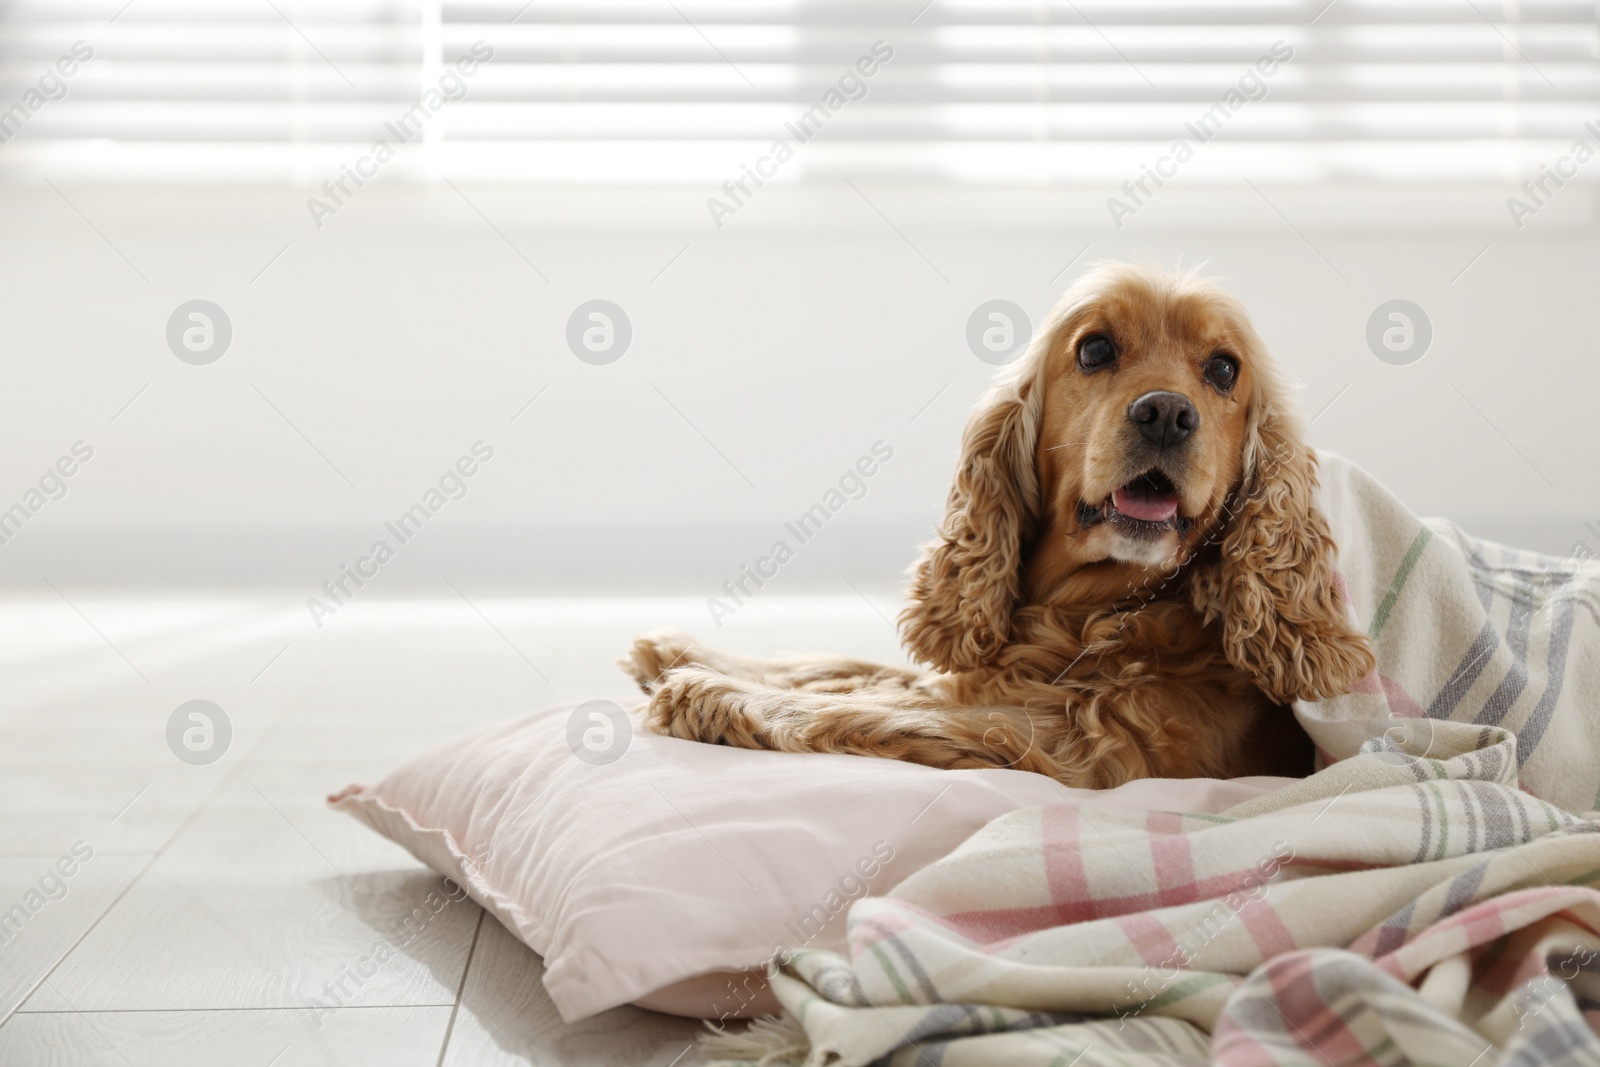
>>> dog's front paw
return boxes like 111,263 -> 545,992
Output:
618,627 -> 701,694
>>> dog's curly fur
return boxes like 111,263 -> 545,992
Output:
622,264 -> 1376,787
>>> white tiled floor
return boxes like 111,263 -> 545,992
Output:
0,590 -> 907,1065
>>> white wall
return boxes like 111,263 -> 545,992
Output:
1,182 -> 1596,595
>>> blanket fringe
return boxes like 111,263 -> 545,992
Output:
698,1012 -> 810,1067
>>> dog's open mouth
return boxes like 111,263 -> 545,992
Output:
1079,470 -> 1190,535
1114,469 -> 1180,522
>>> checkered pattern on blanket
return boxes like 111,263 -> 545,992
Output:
1301,454 -> 1600,816
705,456 -> 1600,1067
737,771 -> 1600,1066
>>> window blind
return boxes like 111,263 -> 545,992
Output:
0,0 -> 1595,184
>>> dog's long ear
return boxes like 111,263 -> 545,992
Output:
900,372 -> 1041,674
1190,363 -> 1374,704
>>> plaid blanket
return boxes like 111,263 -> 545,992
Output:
1298,452 -> 1600,817
706,456 -> 1600,1066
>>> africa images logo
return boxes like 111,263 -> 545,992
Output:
305,42 -> 494,228
705,41 -> 895,228
1106,40 -> 1293,228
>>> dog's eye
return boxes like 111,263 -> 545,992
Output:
1077,334 -> 1116,371
1205,353 -> 1238,392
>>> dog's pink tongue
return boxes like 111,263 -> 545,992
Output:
1113,484 -> 1179,522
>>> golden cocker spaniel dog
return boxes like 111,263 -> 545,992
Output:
623,263 -> 1375,786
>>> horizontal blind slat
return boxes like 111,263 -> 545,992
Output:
2,1 -> 1595,183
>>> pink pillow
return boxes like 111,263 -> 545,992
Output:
329,700 -> 1290,1022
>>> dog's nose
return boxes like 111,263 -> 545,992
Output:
1128,391 -> 1198,448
